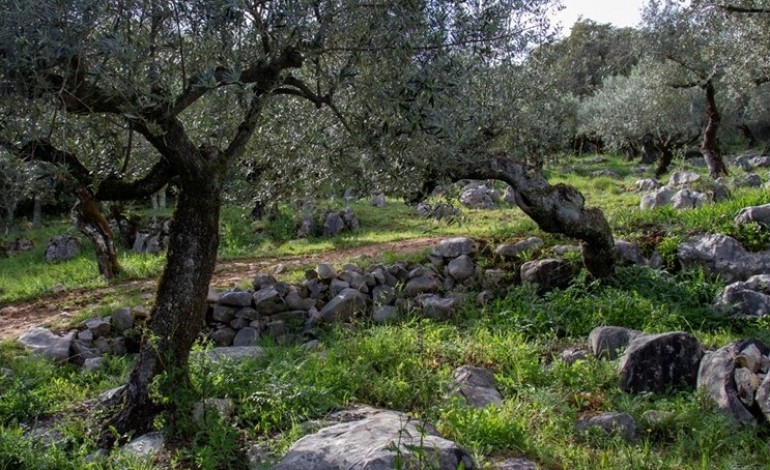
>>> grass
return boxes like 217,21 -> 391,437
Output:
1,153 -> 770,468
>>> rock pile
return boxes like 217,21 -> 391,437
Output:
459,181 -> 499,210
639,170 -> 729,210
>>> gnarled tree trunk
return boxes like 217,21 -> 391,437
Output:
701,80 -> 729,178
101,176 -> 222,442
456,154 -> 615,279
72,187 -> 120,280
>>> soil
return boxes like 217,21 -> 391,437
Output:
0,237 -> 444,341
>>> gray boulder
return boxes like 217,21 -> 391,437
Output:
111,307 -> 135,333
618,332 -> 703,393
716,275 -> 770,318
451,366 -> 503,408
734,173 -> 763,188
418,295 -> 456,320
341,208 -> 360,231
434,237 -> 475,258
371,193 -> 386,208
122,432 -> 165,459
219,290 -> 254,308
672,189 -> 708,210
318,288 -> 368,323
669,170 -> 701,187
614,240 -> 647,266
45,235 -> 81,263
447,255 -> 475,282
640,186 -> 674,210
735,203 -> 770,227
323,212 -> 345,237
635,178 -> 661,192
18,327 -> 75,362
233,327 -> 259,347
698,339 -> 770,424
404,273 -> 442,297
520,259 -> 574,292
209,328 -> 237,347
576,412 -> 637,442
494,237 -> 544,259
588,326 -> 642,360
460,184 -> 497,210
296,215 -> 316,238
271,409 -> 474,470
749,156 -> 770,168
253,286 -> 287,315
677,234 -> 770,282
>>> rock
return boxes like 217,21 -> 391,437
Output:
233,327 -> 259,347
85,318 -> 111,338
199,346 -> 264,365
193,398 -> 234,424
253,286 -> 287,315
316,263 -> 337,281
372,285 -> 396,306
618,332 -> 703,393
271,409 -> 474,470
372,305 -> 399,324
735,203 -> 770,227
640,186 -> 674,210
122,432 -> 164,459
318,288 -> 368,323
716,275 -> 770,317
323,212 -> 345,237
749,155 -> 770,168
614,240 -> 647,266
329,278 -> 351,297
45,235 -> 81,262
404,273 -> 442,297
296,215 -> 316,238
253,274 -> 278,290
669,170 -> 701,187
83,357 -> 105,372
678,234 -> 770,282
758,372 -> 770,422
734,174 -> 763,188
371,193 -> 386,208
219,290 -> 254,308
235,307 -> 259,321
447,255 -> 475,282
488,457 -> 538,470
18,327 -> 75,362
70,339 -> 99,366
520,259 -> 574,292
340,270 -> 368,292
451,366 -> 503,408
672,189 -> 708,210
503,186 -> 517,204
340,208 -> 359,231
736,343 -> 767,373
560,348 -> 588,364
635,178 -> 661,192
211,305 -> 236,323
588,326 -> 642,360
460,184 -> 497,209
434,237 -> 475,258
111,307 -> 134,332
494,237 -> 544,258
419,295 -> 456,320
576,412 -> 637,442
734,368 -> 762,407
698,339 -> 770,424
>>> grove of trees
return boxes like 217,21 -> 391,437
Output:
1,0 -> 769,445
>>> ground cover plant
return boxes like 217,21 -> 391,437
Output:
2,152 -> 770,469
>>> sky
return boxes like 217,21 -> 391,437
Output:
552,0 -> 648,33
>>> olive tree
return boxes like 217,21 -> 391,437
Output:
5,0 -> 610,442
578,62 -> 702,177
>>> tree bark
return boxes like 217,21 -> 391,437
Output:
100,169 -> 223,444
701,80 -> 729,178
32,194 -> 43,229
640,134 -> 656,164
654,142 -> 675,178
72,188 -> 120,280
455,155 -> 615,279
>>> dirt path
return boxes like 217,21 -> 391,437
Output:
0,237 -> 443,341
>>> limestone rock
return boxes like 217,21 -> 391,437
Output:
494,237 -> 544,259
451,366 -> 503,408
318,288 -> 368,323
588,326 -> 642,360
404,273 -> 442,297
18,327 -> 75,363
447,255 -> 475,282
618,332 -> 703,393
698,339 -> 770,424
717,275 -> 770,318
614,240 -> 647,266
520,259 -> 574,292
672,189 -> 708,210
122,432 -> 164,459
45,235 -> 81,263
219,290 -> 254,308
434,237 -> 475,258
271,409 -> 474,470
640,186 -> 674,210
576,412 -> 637,442
735,203 -> 770,227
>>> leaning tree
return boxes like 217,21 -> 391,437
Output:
0,0 -> 618,442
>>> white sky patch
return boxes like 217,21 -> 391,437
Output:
552,0 -> 648,33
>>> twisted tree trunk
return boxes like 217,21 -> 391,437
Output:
72,188 -> 120,280
101,177 -> 222,443
457,154 -> 616,279
701,80 -> 729,178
